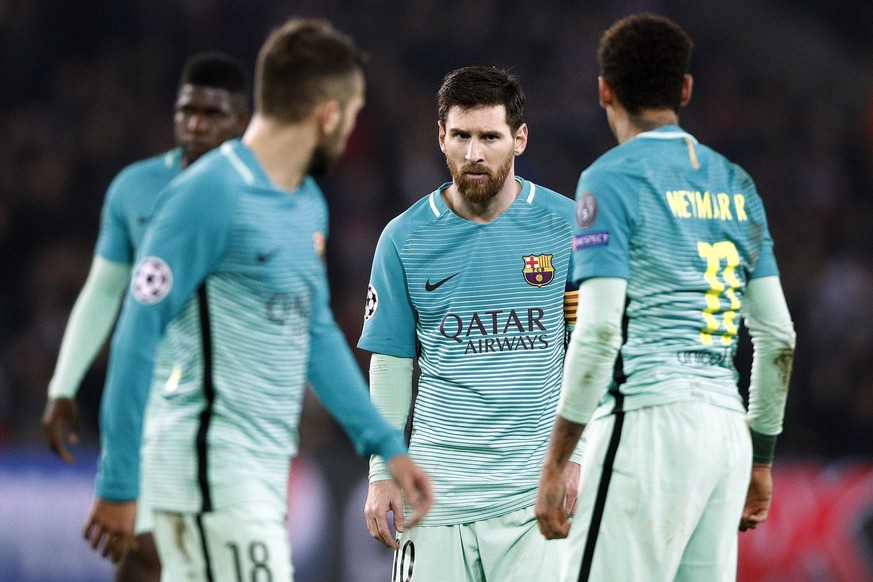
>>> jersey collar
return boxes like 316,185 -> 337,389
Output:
635,125 -> 698,144
427,176 -> 531,218
165,148 -> 184,170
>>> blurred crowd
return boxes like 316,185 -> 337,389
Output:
2,0 -> 873,467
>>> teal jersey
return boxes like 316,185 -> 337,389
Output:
95,149 -> 183,263
97,140 -> 406,512
572,126 -> 779,417
92,149 -> 183,500
359,178 -> 577,525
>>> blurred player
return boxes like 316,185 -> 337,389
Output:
82,18 -> 432,582
359,66 -> 579,581
535,13 -> 796,581
42,51 -> 250,582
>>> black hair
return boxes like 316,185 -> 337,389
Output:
179,51 -> 248,96
598,13 -> 693,115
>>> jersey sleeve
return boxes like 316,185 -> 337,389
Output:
571,165 -> 637,284
357,224 -> 418,357
306,270 -> 407,461
96,176 -> 235,501
747,188 -> 779,279
94,172 -> 135,264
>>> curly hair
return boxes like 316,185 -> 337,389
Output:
597,13 -> 693,115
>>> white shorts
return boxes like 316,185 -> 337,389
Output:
153,503 -> 292,582
393,505 -> 568,582
134,500 -> 154,536
562,400 -> 752,582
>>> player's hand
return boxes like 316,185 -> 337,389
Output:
740,463 -> 773,532
564,461 -> 581,517
365,479 -> 405,548
42,397 -> 79,463
536,464 -> 571,539
83,498 -> 139,563
387,455 -> 433,531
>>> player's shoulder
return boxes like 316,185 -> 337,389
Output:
109,149 -> 180,189
519,178 -> 575,223
523,179 -> 573,208
169,141 -> 249,198
697,142 -> 756,189
381,187 -> 447,240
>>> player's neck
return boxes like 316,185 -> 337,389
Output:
444,175 -> 520,224
242,114 -> 315,192
613,109 -> 679,144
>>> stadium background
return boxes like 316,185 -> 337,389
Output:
1,0 -> 872,580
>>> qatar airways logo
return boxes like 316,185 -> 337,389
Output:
438,307 -> 550,354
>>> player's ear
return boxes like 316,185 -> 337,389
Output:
597,76 -> 614,110
438,120 -> 447,153
680,74 -> 693,107
513,123 -> 528,156
317,99 -> 342,135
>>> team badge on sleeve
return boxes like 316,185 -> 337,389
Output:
575,192 -> 598,229
132,256 -> 173,305
364,284 -> 378,320
522,254 -> 555,287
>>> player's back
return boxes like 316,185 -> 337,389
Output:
583,126 -> 777,415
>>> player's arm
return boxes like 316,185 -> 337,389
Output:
536,277 -> 626,539
306,289 -> 432,529
42,257 -> 131,462
739,275 -> 795,531
86,180 -> 232,562
363,353 -> 414,548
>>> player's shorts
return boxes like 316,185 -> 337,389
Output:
153,503 -> 292,582
391,505 -> 568,582
133,499 -> 155,536
562,400 -> 752,582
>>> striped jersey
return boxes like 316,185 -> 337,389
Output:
96,139 -> 406,513
359,178 -> 577,525
572,125 -> 779,418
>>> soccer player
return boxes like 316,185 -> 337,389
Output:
359,66 -> 580,581
82,18 -> 433,581
43,51 -> 250,582
535,13 -> 796,582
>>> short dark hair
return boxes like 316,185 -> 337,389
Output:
179,51 -> 248,96
437,66 -> 525,133
254,18 -> 368,123
597,13 -> 693,115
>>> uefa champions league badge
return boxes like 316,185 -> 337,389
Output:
364,284 -> 378,320
132,256 -> 173,305
522,254 -> 555,287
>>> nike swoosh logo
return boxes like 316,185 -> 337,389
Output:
256,248 -> 281,263
424,273 -> 459,292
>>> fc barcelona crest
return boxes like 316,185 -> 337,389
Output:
522,254 -> 555,287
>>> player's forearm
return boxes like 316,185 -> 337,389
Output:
543,416 -> 586,472
96,344 -> 155,500
48,258 -> 131,399
368,353 -> 413,481
558,278 -> 626,424
308,324 -> 407,461
743,276 -> 796,463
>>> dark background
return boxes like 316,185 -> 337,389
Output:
1,0 -> 872,579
